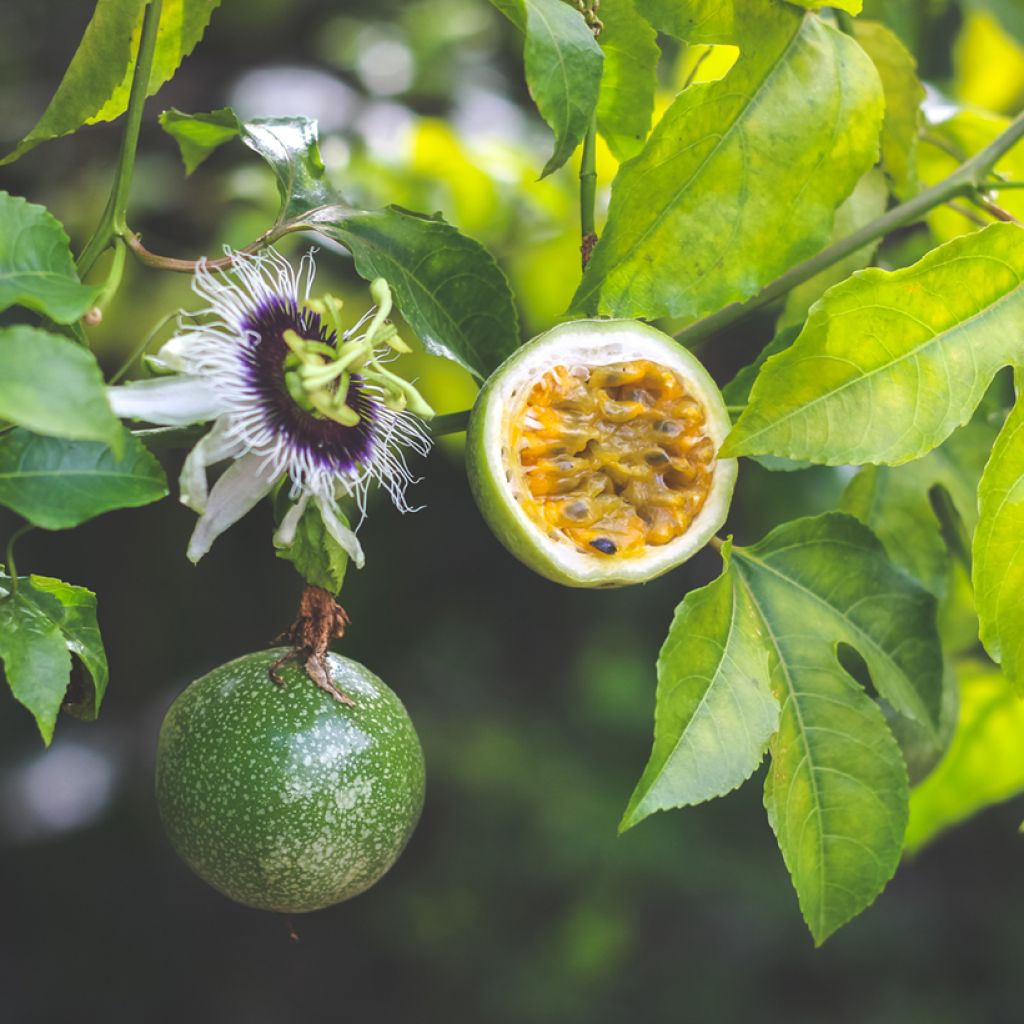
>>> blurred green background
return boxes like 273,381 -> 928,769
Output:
1,2 -> 1024,1021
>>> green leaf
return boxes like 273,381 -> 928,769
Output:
776,169 -> 889,332
595,0 -> 659,161
275,501 -> 350,594
0,574 -> 108,743
490,0 -> 603,176
158,106 -> 240,174
974,388 -> 1024,690
905,661 -> 1024,854
0,428 -> 167,530
0,326 -> 122,450
853,20 -> 925,200
1,0 -> 221,165
0,193 -> 101,323
840,413 -> 999,595
160,110 -> 330,220
621,541 -> 779,831
571,3 -> 884,320
732,513 -> 939,943
725,223 -> 1024,466
310,205 -> 520,380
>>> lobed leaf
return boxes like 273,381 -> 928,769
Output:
906,661 -> 1024,854
974,387 -> 1024,690
572,2 -> 884,320
490,0 -> 604,176
2,0 -> 221,165
594,0 -> 659,161
0,428 -> 168,530
0,326 -> 122,451
731,513 -> 940,943
725,223 -> 1024,466
0,574 -> 108,744
310,205 -> 520,380
621,541 -> 779,831
0,192 -> 102,323
853,20 -> 925,200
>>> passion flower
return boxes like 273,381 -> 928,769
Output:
107,250 -> 433,565
155,649 -> 425,913
466,319 -> 737,587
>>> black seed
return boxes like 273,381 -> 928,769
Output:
644,449 -> 670,466
590,538 -> 617,555
655,420 -> 683,436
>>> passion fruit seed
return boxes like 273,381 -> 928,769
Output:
155,649 -> 425,913
467,319 -> 737,588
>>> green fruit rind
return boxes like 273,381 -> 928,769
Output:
466,319 -> 737,587
155,649 -> 425,913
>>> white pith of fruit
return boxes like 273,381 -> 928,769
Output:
477,319 -> 737,586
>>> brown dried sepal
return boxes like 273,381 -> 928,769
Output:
270,586 -> 355,705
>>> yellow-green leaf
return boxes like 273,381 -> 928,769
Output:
906,661 -> 1024,854
725,223 -> 1024,466
974,388 -> 1024,690
854,20 -> 925,199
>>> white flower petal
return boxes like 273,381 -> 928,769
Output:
272,490 -> 312,548
144,334 -> 201,374
107,377 -> 229,426
315,495 -> 366,568
186,452 -> 278,563
179,418 -> 246,513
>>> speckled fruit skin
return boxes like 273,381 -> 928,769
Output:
466,318 -> 737,588
155,649 -> 425,913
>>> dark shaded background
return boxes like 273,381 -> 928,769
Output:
1,2 -> 1023,1022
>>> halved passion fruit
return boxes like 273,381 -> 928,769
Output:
466,319 -> 737,587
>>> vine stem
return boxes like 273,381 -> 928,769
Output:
674,110 -> 1024,348
76,0 -> 164,279
580,114 -> 599,269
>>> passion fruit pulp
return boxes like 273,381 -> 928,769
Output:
155,649 -> 425,913
466,319 -> 737,587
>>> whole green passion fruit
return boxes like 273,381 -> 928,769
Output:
155,649 -> 425,913
466,319 -> 737,587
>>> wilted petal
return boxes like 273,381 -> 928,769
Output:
107,376 -> 229,426
315,495 -> 365,568
186,452 -> 278,563
273,490 -> 312,549
179,418 -> 246,513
